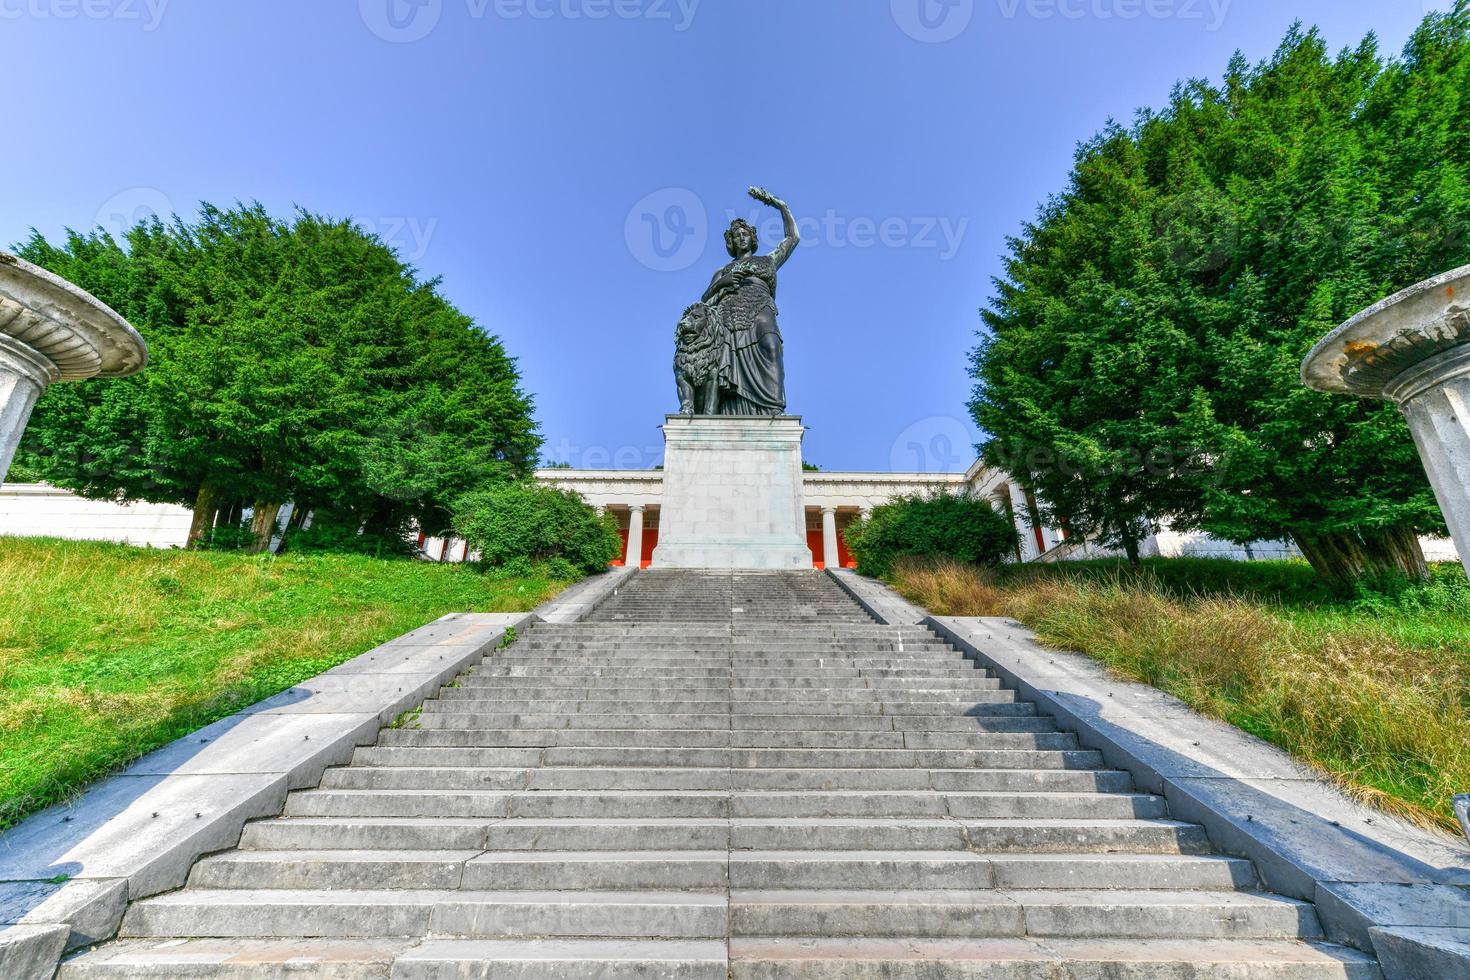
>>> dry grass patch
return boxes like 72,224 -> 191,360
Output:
890,557 -> 1470,833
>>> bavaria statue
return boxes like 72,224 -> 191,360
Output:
674,186 -> 798,417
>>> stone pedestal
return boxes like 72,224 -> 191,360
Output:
651,415 -> 813,570
1302,264 -> 1470,577
0,253 -> 148,482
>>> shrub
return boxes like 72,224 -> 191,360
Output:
845,490 -> 1016,578
285,515 -> 418,559
452,482 -> 621,576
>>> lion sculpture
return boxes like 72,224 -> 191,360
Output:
673,302 -> 729,416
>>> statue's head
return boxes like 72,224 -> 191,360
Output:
724,218 -> 758,258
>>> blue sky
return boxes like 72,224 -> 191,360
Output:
2,0 -> 1446,472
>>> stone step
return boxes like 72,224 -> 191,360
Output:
420,696 -> 1025,716
120,889 -> 728,940
436,685 -> 1006,702
289,787 -> 1158,820
475,818 -> 1211,853
186,852 -> 1252,899
374,725 -> 1070,748
346,746 -> 1102,769
414,707 -> 1044,731
322,767 -> 1116,795
240,808 -> 1207,854
727,937 -> 1381,979
452,676 -> 1005,692
484,657 -> 973,670
310,764 -> 1128,799
59,938 -> 730,980
473,666 -> 990,679
727,889 -> 1321,940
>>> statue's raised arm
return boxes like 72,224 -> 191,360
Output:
749,186 -> 799,269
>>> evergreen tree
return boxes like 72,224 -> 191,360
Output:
972,4 -> 1470,582
15,204 -> 541,553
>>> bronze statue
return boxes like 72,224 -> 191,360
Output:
674,186 -> 799,417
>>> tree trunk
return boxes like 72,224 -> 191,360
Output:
248,501 -> 283,555
1119,525 -> 1142,567
1363,525 -> 1429,581
186,482 -> 222,549
1295,526 -> 1429,586
1294,531 -> 1371,586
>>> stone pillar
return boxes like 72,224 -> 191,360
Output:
821,506 -> 839,570
1302,264 -> 1470,577
626,505 -> 646,569
1009,483 -> 1040,562
0,335 -> 59,481
1397,363 -> 1470,575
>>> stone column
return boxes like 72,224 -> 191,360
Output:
1008,483 -> 1040,562
626,505 -> 646,569
821,506 -> 839,570
1303,264 -> 1470,577
0,335 -> 59,480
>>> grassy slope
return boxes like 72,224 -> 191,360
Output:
889,557 -> 1470,833
0,537 -> 565,828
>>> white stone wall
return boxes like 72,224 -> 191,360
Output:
0,483 -> 192,549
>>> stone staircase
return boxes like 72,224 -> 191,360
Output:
62,570 -> 1379,977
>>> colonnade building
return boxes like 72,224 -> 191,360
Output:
534,462 -> 1070,570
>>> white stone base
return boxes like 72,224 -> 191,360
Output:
651,415 -> 813,570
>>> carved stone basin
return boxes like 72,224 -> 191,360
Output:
0,252 -> 148,480
1302,265 -> 1470,576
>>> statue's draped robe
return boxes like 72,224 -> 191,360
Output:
708,253 -> 787,416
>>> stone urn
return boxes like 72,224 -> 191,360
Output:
0,252 -> 148,482
1302,264 -> 1470,577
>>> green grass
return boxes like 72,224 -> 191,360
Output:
0,537 -> 566,829
891,556 -> 1470,832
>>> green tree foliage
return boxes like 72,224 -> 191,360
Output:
15,204 -> 541,553
971,5 -> 1470,583
452,482 -> 622,576
844,491 -> 1017,579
